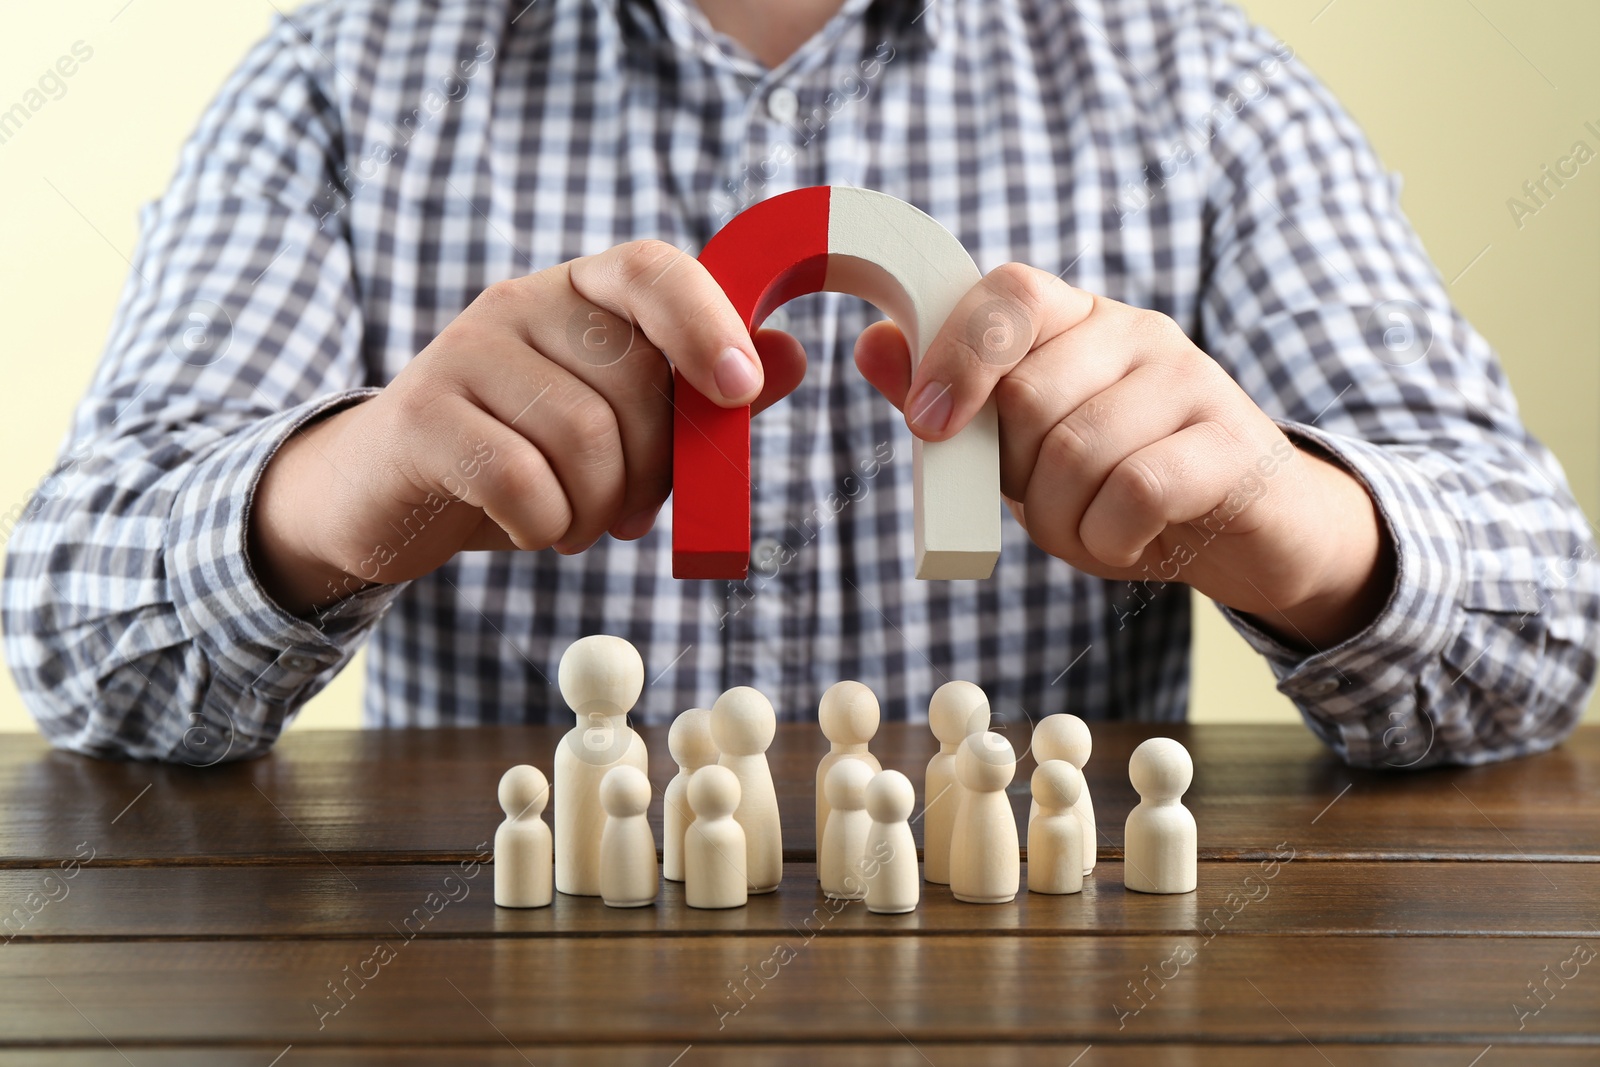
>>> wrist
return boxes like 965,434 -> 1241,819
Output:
248,405 -> 373,617
1253,449 -> 1395,651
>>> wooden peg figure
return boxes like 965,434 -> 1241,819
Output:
599,765 -> 658,908
1123,737 -> 1197,895
1027,760 -> 1084,895
949,731 -> 1020,904
820,759 -> 875,900
863,769 -> 920,914
712,686 -> 783,893
1030,712 -> 1096,874
815,680 -> 882,859
684,765 -> 748,910
664,708 -> 717,883
923,680 -> 989,885
493,764 -> 552,908
553,635 -> 649,896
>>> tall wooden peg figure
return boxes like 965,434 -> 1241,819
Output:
1030,713 -> 1096,874
664,709 -> 717,883
494,765 -> 552,908
599,765 -> 658,908
820,759 -> 875,900
924,680 -> 989,884
684,765 -> 748,910
712,686 -> 783,894
554,635 -> 649,896
815,680 -> 882,859
864,770 -> 919,914
949,731 -> 1020,904
1124,737 -> 1197,895
1028,760 -> 1084,895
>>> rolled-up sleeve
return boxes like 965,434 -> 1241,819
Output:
1194,2 -> 1600,767
1,10 -> 406,763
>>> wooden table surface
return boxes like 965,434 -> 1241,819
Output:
1,721 -> 1596,1065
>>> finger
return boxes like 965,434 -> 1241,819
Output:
853,319 -> 913,411
405,395 -> 574,551
434,334 -> 629,553
567,240 -> 764,406
750,327 -> 808,416
600,327 -> 806,544
903,263 -> 1095,441
1079,421 -> 1262,568
996,301 -> 1207,499
1007,361 -> 1198,523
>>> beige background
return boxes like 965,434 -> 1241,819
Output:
0,0 -> 1595,736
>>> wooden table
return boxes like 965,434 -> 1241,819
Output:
1,721 -> 1596,1065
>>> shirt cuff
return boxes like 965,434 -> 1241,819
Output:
165,389 -> 406,711
1218,422 -> 1465,721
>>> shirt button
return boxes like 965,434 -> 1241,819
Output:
1302,678 -> 1339,698
766,86 -> 799,124
763,307 -> 790,332
751,537 -> 784,577
281,651 -> 321,673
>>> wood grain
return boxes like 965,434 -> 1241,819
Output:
3,861 -> 1597,941
1,725 -> 1595,867
3,936 -> 1596,1045
0,1047 -> 1591,1067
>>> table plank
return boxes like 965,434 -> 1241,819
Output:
1,725 -> 1595,867
3,861 -> 1597,941
0,1047 -> 1591,1066
2,936 -> 1596,1045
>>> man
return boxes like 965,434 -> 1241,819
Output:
4,0 -> 1596,767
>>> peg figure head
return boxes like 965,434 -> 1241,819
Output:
1030,759 -> 1083,814
599,764 -> 651,818
668,708 -> 717,770
865,769 -> 915,824
687,764 -> 742,819
927,680 -> 990,745
710,686 -> 777,756
957,731 -> 1016,792
557,635 -> 645,718
498,764 -> 549,820
824,757 -> 875,811
1128,737 -> 1193,802
1032,713 -> 1091,769
819,680 -> 880,747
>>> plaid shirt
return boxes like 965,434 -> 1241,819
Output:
4,0 -> 1596,768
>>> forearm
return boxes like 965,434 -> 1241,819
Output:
1221,427 -> 1599,768
1,395 -> 399,763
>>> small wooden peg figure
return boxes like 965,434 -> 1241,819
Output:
494,764 -> 552,908
1123,737 -> 1197,895
864,769 -> 920,914
815,680 -> 882,859
599,765 -> 658,908
684,765 -> 748,910
664,708 -> 717,883
1028,759 -> 1084,895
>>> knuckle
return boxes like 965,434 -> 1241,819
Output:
987,262 -> 1048,316
470,278 -> 525,321
1130,308 -> 1187,352
612,239 -> 684,291
1111,456 -> 1167,514
1038,413 -> 1100,470
562,390 -> 622,452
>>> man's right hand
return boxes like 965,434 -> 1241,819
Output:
249,240 -> 807,616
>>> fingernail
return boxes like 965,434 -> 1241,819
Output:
906,381 -> 953,436
712,347 -> 761,402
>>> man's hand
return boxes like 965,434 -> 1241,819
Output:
250,240 -> 807,616
854,263 -> 1393,650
